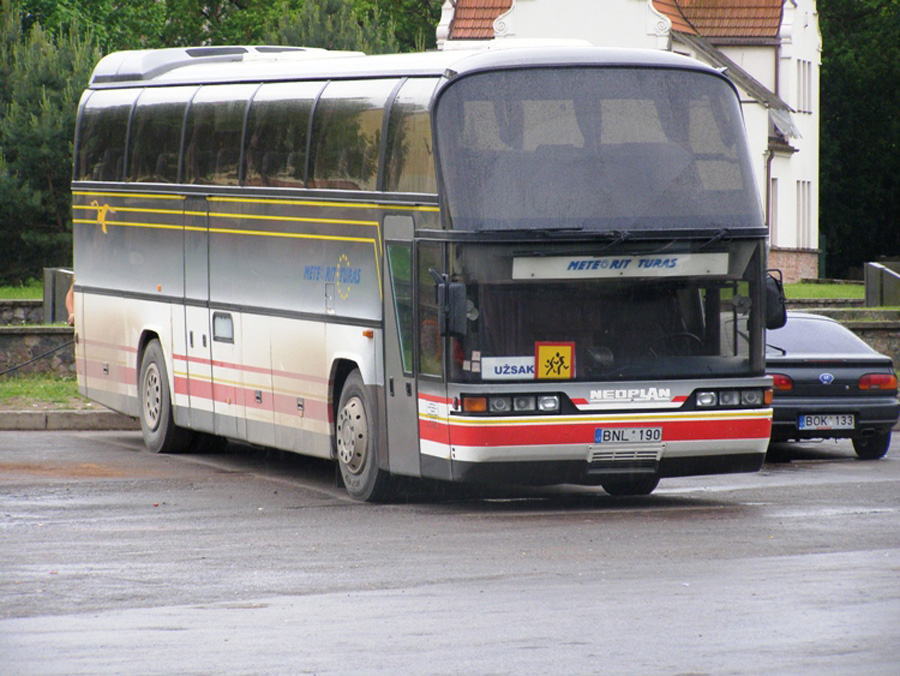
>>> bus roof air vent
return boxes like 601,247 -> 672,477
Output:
89,46 -> 336,86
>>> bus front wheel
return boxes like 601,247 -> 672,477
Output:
139,339 -> 192,454
335,370 -> 393,502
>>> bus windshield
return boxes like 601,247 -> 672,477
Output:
447,242 -> 762,384
434,67 -> 762,232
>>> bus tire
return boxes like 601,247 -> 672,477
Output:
139,339 -> 192,454
852,431 -> 891,460
601,476 -> 660,497
335,370 -> 392,502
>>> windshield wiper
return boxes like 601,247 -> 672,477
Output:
766,342 -> 787,356
699,228 -> 733,249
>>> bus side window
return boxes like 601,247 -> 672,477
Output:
74,88 -> 139,182
183,84 -> 256,186
128,86 -> 196,183
309,79 -> 397,191
243,81 -> 321,188
387,244 -> 414,374
384,78 -> 438,194
417,243 -> 443,377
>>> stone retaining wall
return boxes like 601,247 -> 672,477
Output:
1,323 -> 899,378
0,326 -> 75,377
0,300 -> 44,325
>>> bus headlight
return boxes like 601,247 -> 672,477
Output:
696,391 -> 718,407
741,389 -> 763,406
537,395 -> 560,412
719,390 -> 741,406
489,397 -> 512,413
460,393 -> 561,415
513,396 -> 536,412
695,388 -> 767,409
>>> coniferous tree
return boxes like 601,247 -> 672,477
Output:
0,0 -> 100,284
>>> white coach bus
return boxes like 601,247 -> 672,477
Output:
72,44 -> 785,500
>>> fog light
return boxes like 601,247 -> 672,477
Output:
696,391 -> 717,407
741,389 -> 762,406
537,395 -> 560,412
719,390 -> 741,407
490,396 -> 512,413
513,396 -> 536,412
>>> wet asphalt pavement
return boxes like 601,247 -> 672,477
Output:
2,431 -> 899,675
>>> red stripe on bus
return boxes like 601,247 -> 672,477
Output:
174,375 -> 330,422
418,416 -> 770,446
418,392 -> 451,405
173,352 -> 329,384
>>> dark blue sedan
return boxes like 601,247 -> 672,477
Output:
766,312 -> 899,458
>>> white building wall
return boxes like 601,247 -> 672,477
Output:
773,0 -> 821,261
495,0 -> 670,49
441,0 -> 821,278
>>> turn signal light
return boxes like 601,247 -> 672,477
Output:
462,396 -> 488,413
858,373 -> 898,390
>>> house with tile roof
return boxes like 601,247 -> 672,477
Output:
437,0 -> 821,281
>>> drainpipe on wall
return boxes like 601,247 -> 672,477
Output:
765,148 -> 775,246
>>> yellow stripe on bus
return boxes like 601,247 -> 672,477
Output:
209,195 -> 439,213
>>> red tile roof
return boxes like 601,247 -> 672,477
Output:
654,0 -> 784,39
447,0 -> 784,42
450,0 -> 514,40
653,0 -> 697,35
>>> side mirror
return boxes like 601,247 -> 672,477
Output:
765,269 -> 787,330
430,269 -> 468,338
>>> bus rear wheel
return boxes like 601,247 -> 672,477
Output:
139,339 -> 192,454
335,370 -> 393,502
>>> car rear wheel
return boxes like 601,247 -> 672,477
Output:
852,431 -> 891,460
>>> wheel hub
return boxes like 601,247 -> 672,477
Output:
142,363 -> 162,432
336,396 -> 368,474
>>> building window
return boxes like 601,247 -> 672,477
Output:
796,60 -> 813,114
796,180 -> 812,248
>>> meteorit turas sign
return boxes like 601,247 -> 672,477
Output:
512,253 -> 729,280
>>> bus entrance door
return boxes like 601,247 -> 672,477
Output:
382,216 -> 420,477
183,196 -> 215,433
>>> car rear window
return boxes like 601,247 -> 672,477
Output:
767,316 -> 875,355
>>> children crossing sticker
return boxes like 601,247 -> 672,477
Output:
536,342 -> 575,380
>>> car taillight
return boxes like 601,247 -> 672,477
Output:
771,374 -> 793,391
858,373 -> 898,390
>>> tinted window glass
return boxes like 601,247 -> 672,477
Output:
434,68 -> 762,232
128,86 -> 196,183
183,84 -> 256,185
310,79 -> 397,191
418,242 -> 442,377
75,88 -> 139,181
387,244 -> 414,374
244,81 -> 322,188
384,78 -> 438,194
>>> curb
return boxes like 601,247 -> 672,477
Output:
0,409 -> 140,431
